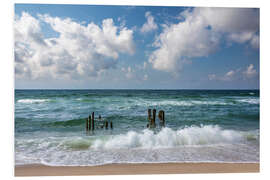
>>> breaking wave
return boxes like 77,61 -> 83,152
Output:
134,100 -> 229,107
17,99 -> 50,104
91,125 -> 258,150
236,99 -> 259,104
15,125 -> 259,166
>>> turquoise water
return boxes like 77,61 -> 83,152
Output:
15,90 -> 259,166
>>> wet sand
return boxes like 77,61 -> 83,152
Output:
15,162 -> 259,176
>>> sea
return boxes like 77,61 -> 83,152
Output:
15,89 -> 259,166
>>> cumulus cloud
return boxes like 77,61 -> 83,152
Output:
208,70 -> 237,81
243,64 -> 257,79
143,74 -> 148,81
223,70 -> 236,81
143,61 -> 147,69
140,11 -> 158,33
209,64 -> 257,81
121,66 -> 148,81
14,12 -> 135,80
125,66 -> 134,79
149,7 -> 259,74
208,74 -> 217,81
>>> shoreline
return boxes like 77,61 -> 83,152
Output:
15,162 -> 260,176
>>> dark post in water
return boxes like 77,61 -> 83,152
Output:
91,112 -> 95,130
158,110 -> 165,127
152,109 -> 156,128
86,116 -> 89,131
105,121 -> 108,129
147,109 -> 152,128
110,121 -> 113,129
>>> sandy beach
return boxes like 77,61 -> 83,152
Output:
15,162 -> 259,176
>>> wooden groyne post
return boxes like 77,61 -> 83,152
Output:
152,109 -> 156,128
158,110 -> 165,127
86,115 -> 92,131
91,112 -> 95,130
147,109 -> 151,128
147,109 -> 165,128
86,112 -> 113,132
86,116 -> 89,131
110,121 -> 113,129
147,109 -> 156,128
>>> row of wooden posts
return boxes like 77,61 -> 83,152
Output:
86,109 -> 165,131
147,109 -> 165,128
86,112 -> 113,131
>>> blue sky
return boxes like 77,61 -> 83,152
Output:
14,4 -> 259,89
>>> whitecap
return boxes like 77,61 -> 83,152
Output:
91,125 -> 257,150
17,99 -> 50,104
237,99 -> 259,104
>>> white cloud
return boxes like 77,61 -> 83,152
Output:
140,11 -> 158,33
14,12 -> 47,47
209,64 -> 257,81
143,74 -> 148,81
208,70 -> 236,81
208,74 -> 216,81
223,70 -> 235,81
226,70 -> 235,77
125,66 -> 133,79
250,35 -> 260,49
143,61 -> 147,69
121,66 -> 134,79
243,64 -> 257,78
14,12 -> 135,80
149,7 -> 259,74
121,66 -> 148,81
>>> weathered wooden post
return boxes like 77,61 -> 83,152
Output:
98,115 -> 102,129
110,121 -> 113,129
158,110 -> 165,127
91,112 -> 95,130
86,116 -> 89,131
148,109 -> 152,127
152,109 -> 156,128
162,111 -> 165,127
89,116 -> 92,131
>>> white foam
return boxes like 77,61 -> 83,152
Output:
17,99 -> 50,103
92,125 -> 257,150
15,126 -> 259,166
237,99 -> 259,104
134,99 -> 228,107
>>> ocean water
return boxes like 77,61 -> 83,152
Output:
15,90 -> 259,166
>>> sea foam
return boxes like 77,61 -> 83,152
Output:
237,99 -> 259,104
133,99 -> 228,107
91,125 -> 258,150
15,125 -> 259,166
17,99 -> 50,103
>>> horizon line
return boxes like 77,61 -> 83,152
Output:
14,88 -> 260,90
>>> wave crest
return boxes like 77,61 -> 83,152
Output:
92,125 -> 258,149
17,99 -> 50,103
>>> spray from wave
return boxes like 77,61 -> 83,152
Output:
87,125 -> 258,150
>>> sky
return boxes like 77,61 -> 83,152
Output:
14,4 -> 260,89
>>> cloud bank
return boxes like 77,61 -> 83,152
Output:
14,12 -> 135,80
208,64 -> 258,81
149,8 -> 259,74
